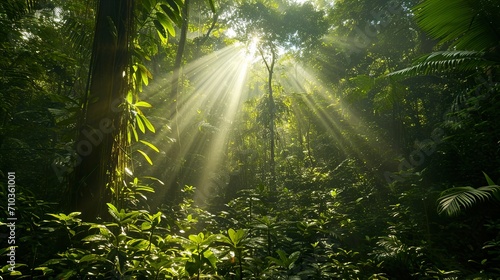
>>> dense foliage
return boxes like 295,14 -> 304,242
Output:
1,0 -> 499,279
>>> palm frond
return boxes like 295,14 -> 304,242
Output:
0,0 -> 38,21
437,185 -> 500,216
389,51 -> 498,77
414,0 -> 500,51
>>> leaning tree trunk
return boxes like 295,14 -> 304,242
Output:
72,0 -> 133,221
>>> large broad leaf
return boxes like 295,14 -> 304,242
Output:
156,11 -> 175,36
227,228 -> 247,247
160,4 -> 182,26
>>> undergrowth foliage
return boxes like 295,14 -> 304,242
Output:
6,180 -> 497,279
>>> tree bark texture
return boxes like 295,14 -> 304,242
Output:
72,0 -> 133,221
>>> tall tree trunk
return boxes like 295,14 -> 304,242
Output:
72,0 -> 133,221
259,44 -> 277,192
165,0 -> 189,199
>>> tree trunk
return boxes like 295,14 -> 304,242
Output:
170,0 -> 190,102
72,0 -> 133,221
259,44 -> 277,192
268,55 -> 276,192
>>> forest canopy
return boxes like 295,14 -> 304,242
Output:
0,0 -> 499,279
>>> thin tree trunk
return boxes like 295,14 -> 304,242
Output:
167,0 -> 190,184
259,44 -> 277,192
268,60 -> 276,192
170,0 -> 190,102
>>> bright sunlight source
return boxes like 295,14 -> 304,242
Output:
245,35 -> 261,63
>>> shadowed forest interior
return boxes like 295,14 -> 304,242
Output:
1,0 -> 500,279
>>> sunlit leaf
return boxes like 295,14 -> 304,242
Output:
126,91 -> 133,104
136,115 -> 145,133
131,125 -> 139,142
82,234 -> 108,242
135,186 -> 155,193
167,0 -> 182,17
107,203 -> 119,220
139,114 -> 156,133
137,150 -> 153,165
160,4 -> 181,26
135,101 -> 152,108
137,64 -> 149,86
156,12 -> 175,36
143,176 -> 165,185
153,19 -> 167,39
140,140 -> 159,152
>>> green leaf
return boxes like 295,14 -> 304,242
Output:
132,125 -> 139,142
189,232 -> 204,244
34,267 -> 54,275
143,176 -> 165,185
82,234 -> 108,242
136,115 -> 145,133
140,140 -> 159,152
107,203 -> 120,220
153,19 -> 167,39
389,51 -> 496,77
156,12 -> 175,36
79,254 -> 105,262
437,185 -> 500,216
138,114 -> 156,133
135,101 -> 152,108
167,0 -> 182,17
127,239 -> 150,249
414,0 -> 500,51
268,256 -> 284,267
227,228 -> 246,247
160,4 -> 181,26
137,64 -> 150,86
141,221 -> 152,230
483,172 -> 496,186
153,212 -> 162,224
277,249 -> 288,262
126,91 -> 133,104
135,185 -> 155,193
203,249 -> 217,269
137,150 -> 153,165
288,251 -> 300,269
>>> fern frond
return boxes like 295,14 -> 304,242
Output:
388,51 -> 498,77
437,185 -> 500,216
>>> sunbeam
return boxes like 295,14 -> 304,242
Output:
139,35 -> 400,207
141,44 -> 251,206
275,59 -> 398,177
